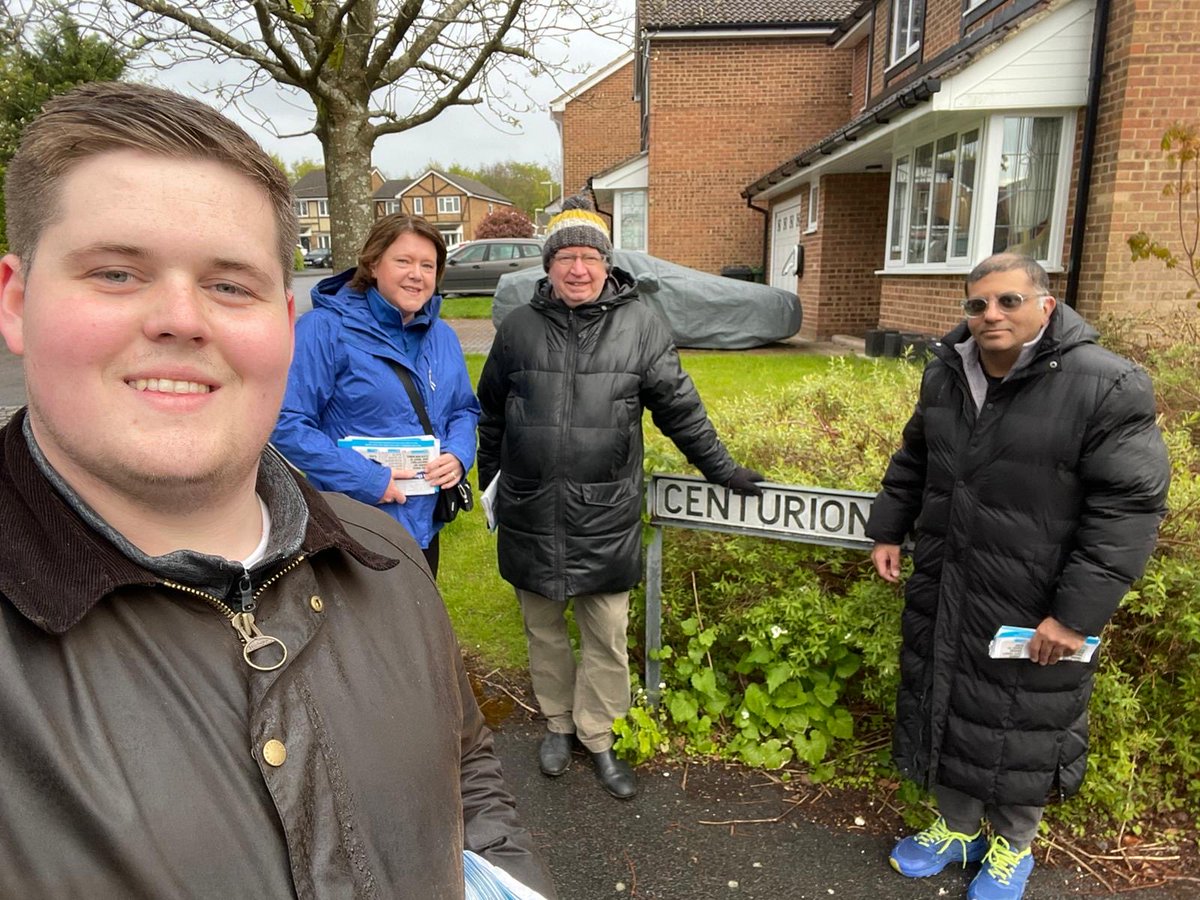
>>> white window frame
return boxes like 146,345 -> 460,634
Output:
383,200 -> 401,215
890,0 -> 922,66
613,189 -> 648,251
882,110 -> 1076,272
437,195 -> 461,215
317,199 -> 329,216
294,200 -> 308,217
412,197 -> 424,215
805,182 -> 819,233
964,0 -> 988,12
440,226 -> 463,247
317,234 -> 331,249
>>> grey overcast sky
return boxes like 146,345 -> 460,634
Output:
137,4 -> 636,181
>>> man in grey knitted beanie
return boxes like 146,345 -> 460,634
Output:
478,190 -> 764,802
540,193 -> 613,272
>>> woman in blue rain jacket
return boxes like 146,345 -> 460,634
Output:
272,215 -> 479,575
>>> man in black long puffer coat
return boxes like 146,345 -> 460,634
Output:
477,194 -> 763,800
866,253 -> 1170,900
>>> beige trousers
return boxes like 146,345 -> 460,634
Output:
516,588 -> 632,753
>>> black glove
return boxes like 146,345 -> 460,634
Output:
725,466 -> 765,496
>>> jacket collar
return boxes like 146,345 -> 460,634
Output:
0,408 -> 397,634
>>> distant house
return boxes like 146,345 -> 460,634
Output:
372,178 -> 413,218
376,169 -> 516,246
557,0 -> 1200,339
293,167 -> 385,250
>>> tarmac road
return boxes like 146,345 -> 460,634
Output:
492,717 -> 1190,900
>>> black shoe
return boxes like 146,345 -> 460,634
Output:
589,748 -> 638,799
538,731 -> 574,776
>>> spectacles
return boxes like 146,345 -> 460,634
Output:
551,252 -> 606,268
961,292 -> 1045,318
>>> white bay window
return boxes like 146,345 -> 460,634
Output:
885,111 -> 1074,270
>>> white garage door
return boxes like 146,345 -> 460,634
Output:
770,199 -> 802,291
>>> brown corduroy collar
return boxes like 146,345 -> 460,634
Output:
0,409 -> 397,633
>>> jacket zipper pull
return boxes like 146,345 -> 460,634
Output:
231,611 -> 288,672
236,571 -> 256,612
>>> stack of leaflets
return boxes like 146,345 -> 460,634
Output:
338,434 -> 439,496
988,625 -> 1100,663
481,472 -> 500,532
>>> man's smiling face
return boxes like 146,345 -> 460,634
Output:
0,149 -> 295,509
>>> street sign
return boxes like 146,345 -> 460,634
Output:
647,474 -> 876,550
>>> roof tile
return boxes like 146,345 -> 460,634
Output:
638,0 -> 858,29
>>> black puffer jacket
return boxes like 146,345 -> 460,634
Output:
477,270 -> 737,601
866,305 -> 1169,806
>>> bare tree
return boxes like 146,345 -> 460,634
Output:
65,0 -> 626,267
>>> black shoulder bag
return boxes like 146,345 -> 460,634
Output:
384,360 -> 474,523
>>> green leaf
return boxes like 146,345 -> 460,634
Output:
691,667 -> 718,698
668,692 -> 699,724
814,684 -> 839,707
766,661 -> 793,693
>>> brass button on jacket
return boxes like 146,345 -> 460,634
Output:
262,739 -> 287,767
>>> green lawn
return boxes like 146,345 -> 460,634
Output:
439,351 -> 868,669
440,295 -> 493,319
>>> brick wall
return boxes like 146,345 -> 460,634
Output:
850,39 -> 870,115
560,61 -> 641,198
647,37 -> 853,274
799,173 -> 891,339
923,0 -> 966,59
1075,0 -> 1200,320
878,271 -> 1069,337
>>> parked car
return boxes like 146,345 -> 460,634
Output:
439,238 -> 543,296
493,250 -> 801,350
304,247 -> 332,268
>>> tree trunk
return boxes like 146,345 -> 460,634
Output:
318,102 -> 377,272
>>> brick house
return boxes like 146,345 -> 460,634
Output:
374,169 -> 516,247
558,0 -> 1198,339
742,0 -> 1199,338
552,1 -> 858,271
293,168 -> 385,250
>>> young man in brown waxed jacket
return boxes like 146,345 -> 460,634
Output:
0,82 -> 554,900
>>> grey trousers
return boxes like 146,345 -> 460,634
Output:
934,783 -> 1045,849
517,588 -> 631,753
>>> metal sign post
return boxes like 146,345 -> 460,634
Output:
643,474 -> 878,706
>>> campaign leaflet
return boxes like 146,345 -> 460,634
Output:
988,625 -> 1100,663
338,434 -> 439,496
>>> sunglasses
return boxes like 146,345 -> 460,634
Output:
961,292 -> 1046,318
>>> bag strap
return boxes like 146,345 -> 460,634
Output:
383,358 -> 434,435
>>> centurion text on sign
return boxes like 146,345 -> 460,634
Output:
642,475 -> 878,706
647,474 -> 875,549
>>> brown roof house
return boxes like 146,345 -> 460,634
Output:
558,0 -> 1199,339
377,169 -> 516,247
293,167 -> 385,251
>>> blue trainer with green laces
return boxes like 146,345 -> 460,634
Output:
967,835 -> 1035,900
889,817 -> 988,877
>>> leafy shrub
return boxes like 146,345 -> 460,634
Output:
616,344 -> 1200,835
474,208 -> 534,238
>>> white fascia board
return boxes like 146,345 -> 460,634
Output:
549,51 -> 636,113
933,0 -> 1094,112
831,15 -> 871,50
592,153 -> 649,191
650,27 -> 834,40
750,104 -> 927,202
